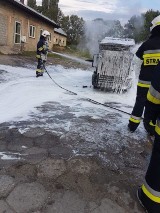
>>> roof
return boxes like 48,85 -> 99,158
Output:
100,37 -> 135,46
6,0 -> 60,28
54,28 -> 67,37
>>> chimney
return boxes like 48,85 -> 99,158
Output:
20,0 -> 24,4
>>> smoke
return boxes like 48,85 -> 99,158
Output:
78,19 -> 121,56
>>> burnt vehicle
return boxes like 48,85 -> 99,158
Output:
92,37 -> 135,93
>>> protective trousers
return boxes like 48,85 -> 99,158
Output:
128,86 -> 149,132
138,120 -> 160,212
36,58 -> 45,77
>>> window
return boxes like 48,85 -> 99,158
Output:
40,29 -> 43,36
14,21 -> 21,44
48,33 -> 51,42
29,25 -> 35,38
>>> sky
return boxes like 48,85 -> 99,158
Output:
34,0 -> 160,24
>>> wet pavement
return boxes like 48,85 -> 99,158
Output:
0,55 -> 149,213
0,104 -> 150,213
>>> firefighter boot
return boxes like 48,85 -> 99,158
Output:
36,71 -> 43,77
137,187 -> 160,213
143,119 -> 156,136
128,121 -> 140,132
36,71 -> 40,77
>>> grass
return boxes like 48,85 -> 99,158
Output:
20,45 -> 92,61
21,51 -> 36,57
52,45 -> 92,59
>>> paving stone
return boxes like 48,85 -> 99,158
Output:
7,182 -> 49,213
90,198 -> 125,213
23,147 -> 48,163
45,191 -> 86,213
0,200 -> 15,213
0,175 -> 15,198
37,159 -> 66,179
21,127 -> 46,138
67,158 -> 93,174
49,146 -> 73,159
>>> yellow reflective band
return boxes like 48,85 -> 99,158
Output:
147,91 -> 160,104
155,22 -> 160,27
143,53 -> 160,58
36,55 -> 41,58
142,184 -> 160,203
155,125 -> 160,135
36,69 -> 43,73
129,117 -> 141,124
137,83 -> 150,88
149,121 -> 156,126
144,58 -> 160,66
38,47 -> 43,51
143,53 -> 160,65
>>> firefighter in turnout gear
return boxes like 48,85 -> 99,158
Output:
137,61 -> 160,213
128,15 -> 160,132
36,30 -> 50,77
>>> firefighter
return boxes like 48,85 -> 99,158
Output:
128,15 -> 160,132
36,30 -> 50,77
137,61 -> 160,212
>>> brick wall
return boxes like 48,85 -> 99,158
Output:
0,2 -> 61,54
53,34 -> 67,47
0,15 -> 7,46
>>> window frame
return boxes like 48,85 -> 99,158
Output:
14,21 -> 21,44
40,29 -> 43,36
48,33 -> 51,42
29,25 -> 36,38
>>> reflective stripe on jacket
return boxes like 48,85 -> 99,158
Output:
136,34 -> 160,82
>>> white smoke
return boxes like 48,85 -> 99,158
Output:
78,19 -> 120,56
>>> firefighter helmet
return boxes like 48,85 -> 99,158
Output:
150,15 -> 160,31
42,30 -> 50,37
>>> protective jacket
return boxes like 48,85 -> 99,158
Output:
36,35 -> 49,59
128,26 -> 160,132
138,61 -> 160,212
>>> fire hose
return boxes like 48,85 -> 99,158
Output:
43,65 -> 133,117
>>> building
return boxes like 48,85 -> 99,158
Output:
54,28 -> 67,47
0,0 -> 64,54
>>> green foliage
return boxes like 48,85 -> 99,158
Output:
124,10 -> 160,42
42,0 -> 59,22
27,0 -> 37,10
124,15 -> 144,42
59,15 -> 85,45
21,51 -> 36,56
106,20 -> 124,38
141,10 -> 160,40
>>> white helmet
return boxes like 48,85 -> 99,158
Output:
42,30 -> 50,37
150,15 -> 160,31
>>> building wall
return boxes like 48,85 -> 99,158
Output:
53,33 -> 67,47
0,2 -> 63,54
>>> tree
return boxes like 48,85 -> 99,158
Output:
106,20 -> 124,38
57,8 -> 65,25
124,15 -> 144,42
27,0 -> 37,10
60,15 -> 85,45
42,0 -> 59,21
124,10 -> 160,43
142,10 -> 160,40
